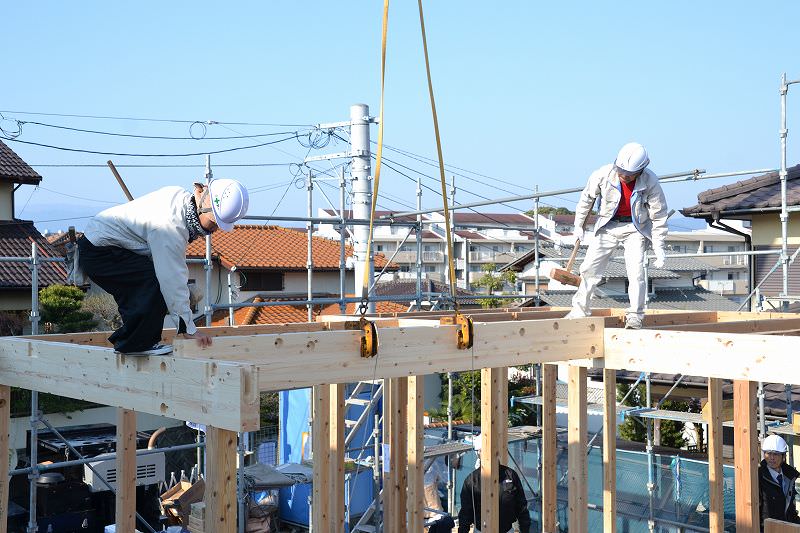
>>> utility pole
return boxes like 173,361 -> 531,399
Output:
350,104 -> 376,313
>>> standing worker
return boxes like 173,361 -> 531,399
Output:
759,434 -> 800,530
73,179 -> 249,355
566,142 -> 668,329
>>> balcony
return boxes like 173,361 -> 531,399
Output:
422,251 -> 444,263
468,250 -> 520,264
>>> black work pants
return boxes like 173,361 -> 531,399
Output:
78,236 -> 168,353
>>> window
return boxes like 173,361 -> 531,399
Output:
424,265 -> 437,273
728,273 -> 735,280
400,265 -> 411,273
240,271 -> 284,291
376,244 -> 384,252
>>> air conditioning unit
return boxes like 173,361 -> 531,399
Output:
84,451 -> 165,493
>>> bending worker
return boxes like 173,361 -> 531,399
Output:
74,179 -> 249,356
566,142 -> 668,329
759,434 -> 800,529
458,436 -> 531,533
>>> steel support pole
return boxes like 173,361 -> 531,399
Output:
350,104 -> 375,312
228,267 -> 237,326
27,242 -> 39,533
307,172 -> 314,322
339,168 -> 347,313
416,177 -> 423,310
780,73 -> 790,306
204,155 -> 214,327
534,186 -> 540,305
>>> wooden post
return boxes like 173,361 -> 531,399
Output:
707,377 -> 724,533
383,378 -> 408,533
0,385 -> 10,533
734,380 -> 759,533
603,369 -> 617,533
541,364 -> 557,533
115,409 -> 137,533
480,367 -> 501,532
407,376 -> 425,533
497,367 -> 509,465
312,385 -> 331,529
329,384 -> 345,533
205,426 -> 237,533
568,365 -> 588,533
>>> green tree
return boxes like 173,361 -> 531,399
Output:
471,263 -> 517,309
617,383 -> 689,449
39,284 -> 97,333
524,206 -> 575,217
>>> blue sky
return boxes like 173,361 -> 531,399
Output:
3,2 -> 799,233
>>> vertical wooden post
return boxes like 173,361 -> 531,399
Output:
115,408 -> 137,533
603,369 -> 617,533
541,364 -> 557,533
497,367 -> 509,465
312,385 -> 331,529
383,378 -> 408,533
568,365 -> 588,533
329,384 -> 345,533
707,377 -> 724,533
734,379 -> 759,533
0,385 -> 10,533
407,376 -> 425,533
480,367 -> 501,532
205,426 -> 237,533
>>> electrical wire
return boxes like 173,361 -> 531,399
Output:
0,109 -> 312,127
3,163 -> 296,168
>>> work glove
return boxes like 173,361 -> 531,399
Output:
573,227 -> 584,243
652,247 -> 666,269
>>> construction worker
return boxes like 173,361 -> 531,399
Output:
759,434 -> 800,529
457,436 -> 531,533
75,179 -> 249,355
566,142 -> 668,329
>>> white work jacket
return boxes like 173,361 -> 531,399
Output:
82,186 -> 198,335
574,164 -> 669,250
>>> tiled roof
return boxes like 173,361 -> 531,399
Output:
373,278 -> 481,306
0,140 -> 42,185
186,225 -> 396,271
0,221 -> 67,289
519,286 -> 741,312
682,164 -> 800,217
451,212 -> 534,224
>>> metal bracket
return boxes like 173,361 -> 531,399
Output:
345,318 -> 378,358
439,314 -> 474,350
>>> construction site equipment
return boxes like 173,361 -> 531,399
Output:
550,238 -> 582,287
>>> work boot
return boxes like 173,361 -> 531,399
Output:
624,316 -> 643,329
116,343 -> 173,357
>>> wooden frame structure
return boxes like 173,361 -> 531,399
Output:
1,307 -> 799,533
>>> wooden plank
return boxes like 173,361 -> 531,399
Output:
734,380 -> 759,533
602,330 -> 800,384
312,385 -> 331,529
651,317 -> 800,334
329,384 -> 345,533
497,367 -> 509,465
383,378 -> 407,533
568,365 -> 588,533
603,369 -> 616,533
708,378 -> 724,533
115,408 -> 137,533
765,518 -> 800,532
0,385 -> 9,533
0,339 -> 259,432
174,318 -> 603,392
541,364 -> 557,533
205,427 -> 237,533
480,368 -> 501,533
407,376 -> 425,533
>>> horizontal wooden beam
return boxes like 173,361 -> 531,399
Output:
175,318 -> 604,392
0,339 -> 259,432
600,329 -> 800,384
651,317 -> 800,334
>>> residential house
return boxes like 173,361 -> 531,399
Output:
0,140 -> 66,319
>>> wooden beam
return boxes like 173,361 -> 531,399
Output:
541,364 -> 557,533
115,408 -> 137,533
0,339 -> 259,432
407,376 -> 425,533
651,317 -> 800,334
568,365 -> 588,533
0,385 -> 9,533
312,385 -> 331,529
383,378 -> 408,533
734,380 -> 759,533
601,330 -> 800,384
707,377 -> 724,533
329,384 -> 345,533
480,368 -> 501,533
175,318 -> 603,392
603,369 -> 616,533
765,519 -> 800,532
205,427 -> 237,533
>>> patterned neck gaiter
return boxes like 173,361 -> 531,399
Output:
185,196 -> 211,243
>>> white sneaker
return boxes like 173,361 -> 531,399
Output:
624,316 -> 643,329
118,343 -> 173,356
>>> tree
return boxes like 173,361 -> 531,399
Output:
525,206 -> 575,217
81,293 -> 122,331
471,263 -> 517,309
617,383 -> 689,449
39,284 -> 97,333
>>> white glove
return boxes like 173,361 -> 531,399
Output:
573,227 -> 584,243
652,247 -> 666,269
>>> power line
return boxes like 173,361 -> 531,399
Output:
13,120 -> 307,140
0,110 -> 311,127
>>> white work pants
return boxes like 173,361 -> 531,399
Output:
571,221 -> 647,320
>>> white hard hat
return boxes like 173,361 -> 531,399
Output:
763,434 -> 789,454
208,178 -> 249,232
614,142 -> 650,176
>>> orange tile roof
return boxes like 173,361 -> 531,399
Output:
186,225 -> 394,271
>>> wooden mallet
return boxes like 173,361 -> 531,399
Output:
549,238 -> 582,287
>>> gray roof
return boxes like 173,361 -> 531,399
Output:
519,286 -> 742,312
682,164 -> 800,218
0,140 -> 41,185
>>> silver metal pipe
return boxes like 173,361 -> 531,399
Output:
339,168 -> 347,314
244,215 -> 416,226
228,267 -> 237,326
205,156 -> 214,327
533,187 -> 540,306
27,242 -> 39,533
416,177 -> 423,310
780,73 -> 790,304
0,257 -> 64,263
307,172 -> 314,322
